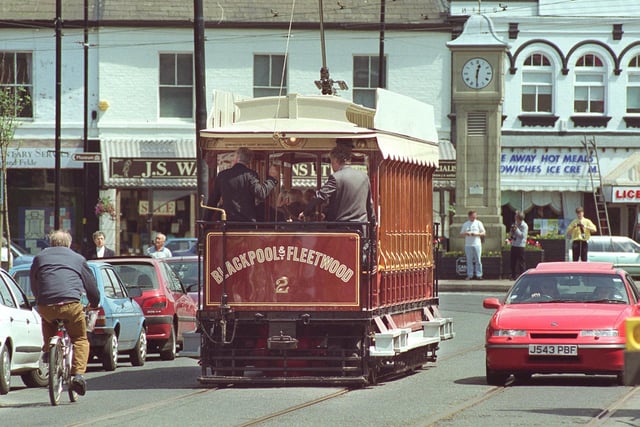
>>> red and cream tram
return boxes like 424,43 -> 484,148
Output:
190,89 -> 454,386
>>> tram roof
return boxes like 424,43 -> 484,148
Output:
200,90 -> 439,167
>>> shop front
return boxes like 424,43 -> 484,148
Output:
500,146 -> 631,237
100,139 -> 197,255
602,152 -> 640,239
7,139 -> 90,254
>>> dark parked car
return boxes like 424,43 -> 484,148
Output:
103,257 -> 197,360
10,261 -> 147,371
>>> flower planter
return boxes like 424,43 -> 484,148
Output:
538,239 -> 567,262
437,254 -> 502,279
502,249 -> 545,279
437,255 -> 466,280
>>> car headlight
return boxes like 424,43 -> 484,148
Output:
492,329 -> 527,337
580,329 -> 619,337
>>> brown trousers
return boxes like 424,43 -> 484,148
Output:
37,301 -> 89,375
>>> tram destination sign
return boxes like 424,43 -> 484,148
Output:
109,158 -> 196,179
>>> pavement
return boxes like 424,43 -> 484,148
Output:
437,278 -> 513,293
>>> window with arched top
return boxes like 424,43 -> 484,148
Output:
521,53 -> 553,113
627,55 -> 640,114
574,54 -> 605,113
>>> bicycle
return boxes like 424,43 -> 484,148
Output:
48,319 -> 78,406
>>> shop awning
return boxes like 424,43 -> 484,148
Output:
375,132 -> 439,167
601,152 -> 640,186
100,138 -> 197,189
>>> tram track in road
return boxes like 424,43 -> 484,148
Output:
236,388 -> 350,427
67,388 -> 216,427
586,385 -> 640,426
424,385 -> 507,426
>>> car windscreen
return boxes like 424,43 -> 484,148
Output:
110,264 -> 159,290
166,260 -> 200,286
505,273 -> 629,304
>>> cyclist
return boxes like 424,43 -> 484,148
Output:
30,230 -> 100,397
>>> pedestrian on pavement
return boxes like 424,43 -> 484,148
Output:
509,211 -> 528,279
146,232 -> 172,258
30,230 -> 101,397
205,147 -> 279,222
567,206 -> 597,262
87,230 -> 115,259
460,210 -> 486,280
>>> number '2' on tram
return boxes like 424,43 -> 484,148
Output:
187,89 -> 454,386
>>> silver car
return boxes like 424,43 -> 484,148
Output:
582,236 -> 640,278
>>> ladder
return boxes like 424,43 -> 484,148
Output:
582,136 -> 611,236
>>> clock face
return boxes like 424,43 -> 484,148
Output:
462,58 -> 493,89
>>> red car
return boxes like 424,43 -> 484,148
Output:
483,262 -> 640,385
104,257 -> 197,360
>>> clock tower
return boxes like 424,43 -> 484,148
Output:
447,14 -> 509,254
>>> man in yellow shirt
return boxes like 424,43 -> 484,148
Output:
567,206 -> 597,262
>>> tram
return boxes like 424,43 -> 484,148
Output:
189,89 -> 454,386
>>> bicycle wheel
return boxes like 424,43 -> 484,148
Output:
48,342 -> 63,406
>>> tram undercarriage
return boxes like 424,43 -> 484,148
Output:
193,304 -> 453,387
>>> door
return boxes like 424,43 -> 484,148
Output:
161,263 -> 196,339
102,268 -> 140,350
0,272 -> 41,366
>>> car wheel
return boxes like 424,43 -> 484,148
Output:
486,365 -> 509,386
159,326 -> 177,361
21,354 -> 48,387
130,329 -> 147,367
102,334 -> 118,371
0,346 -> 11,395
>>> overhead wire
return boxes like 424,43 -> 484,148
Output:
0,0 -> 636,53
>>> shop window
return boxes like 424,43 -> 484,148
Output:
159,53 -> 193,119
353,55 -> 386,108
574,54 -> 605,114
253,54 -> 287,98
521,53 -> 552,113
0,51 -> 33,118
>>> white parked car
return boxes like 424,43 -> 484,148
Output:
571,236 -> 640,278
0,268 -> 47,394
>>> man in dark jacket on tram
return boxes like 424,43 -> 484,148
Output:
300,145 -> 376,228
206,147 -> 279,222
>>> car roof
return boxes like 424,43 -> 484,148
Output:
101,256 -> 158,263
164,255 -> 198,262
590,236 -> 632,241
530,261 -> 616,274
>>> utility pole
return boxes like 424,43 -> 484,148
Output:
194,0 -> 207,222
54,0 -> 62,229
378,0 -> 386,88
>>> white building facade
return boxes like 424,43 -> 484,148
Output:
5,0 -> 640,255
452,0 -> 640,240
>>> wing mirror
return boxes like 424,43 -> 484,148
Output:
483,297 -> 501,309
